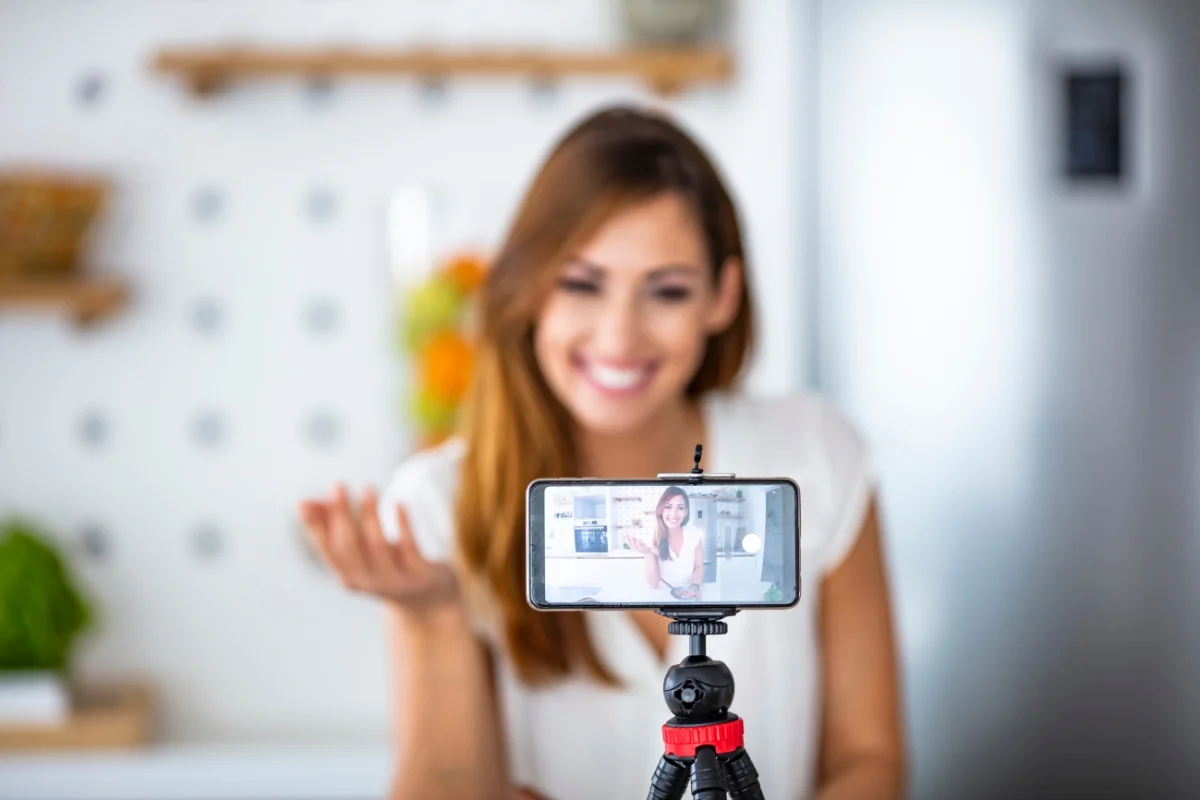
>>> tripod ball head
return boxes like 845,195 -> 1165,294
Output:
663,655 -> 735,718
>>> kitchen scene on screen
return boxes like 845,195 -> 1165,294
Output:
541,483 -> 792,604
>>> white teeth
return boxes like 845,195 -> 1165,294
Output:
586,362 -> 647,390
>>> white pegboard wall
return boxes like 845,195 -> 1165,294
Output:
609,484 -> 667,548
0,0 -> 807,746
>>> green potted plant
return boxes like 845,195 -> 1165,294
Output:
0,517 -> 94,724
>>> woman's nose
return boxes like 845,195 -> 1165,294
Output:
590,292 -> 643,355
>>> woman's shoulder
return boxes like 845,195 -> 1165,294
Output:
384,436 -> 466,495
377,437 -> 465,557
708,389 -> 876,576
707,389 -> 869,466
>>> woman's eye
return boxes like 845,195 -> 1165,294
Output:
560,277 -> 600,294
653,286 -> 692,303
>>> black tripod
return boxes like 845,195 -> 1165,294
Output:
643,613 -> 765,800
644,445 -> 767,799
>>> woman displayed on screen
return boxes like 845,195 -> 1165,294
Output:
624,486 -> 703,600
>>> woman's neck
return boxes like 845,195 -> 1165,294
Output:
574,397 -> 706,478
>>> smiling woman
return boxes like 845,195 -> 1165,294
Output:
534,193 -> 742,436
622,485 -> 705,598
300,105 -> 904,800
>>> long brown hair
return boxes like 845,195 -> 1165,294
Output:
453,105 -> 755,687
655,486 -> 691,562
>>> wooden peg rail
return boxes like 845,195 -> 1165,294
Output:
150,45 -> 735,97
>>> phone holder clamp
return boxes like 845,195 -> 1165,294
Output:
656,444 -> 736,484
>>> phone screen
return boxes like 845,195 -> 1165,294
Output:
527,478 -> 800,610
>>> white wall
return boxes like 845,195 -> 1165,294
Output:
0,0 -> 809,747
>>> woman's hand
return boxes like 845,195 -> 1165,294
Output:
624,532 -> 656,557
298,484 -> 458,613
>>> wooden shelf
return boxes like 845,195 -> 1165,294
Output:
150,45 -> 734,97
0,280 -> 131,326
0,682 -> 154,752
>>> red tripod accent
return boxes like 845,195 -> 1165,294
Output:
662,718 -> 745,758
649,714 -> 762,799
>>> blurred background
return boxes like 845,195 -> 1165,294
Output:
0,1 -> 1196,798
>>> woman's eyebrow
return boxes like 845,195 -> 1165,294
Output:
565,258 -> 703,279
647,264 -> 705,280
562,258 -> 606,277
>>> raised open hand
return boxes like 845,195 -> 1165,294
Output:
623,532 -> 656,557
298,484 -> 457,612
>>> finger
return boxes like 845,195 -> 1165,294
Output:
298,500 -> 328,535
299,501 -> 336,560
300,501 -> 357,585
329,483 -> 368,576
394,504 -> 426,566
360,486 -> 403,572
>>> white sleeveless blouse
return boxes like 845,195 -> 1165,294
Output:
380,391 -> 875,799
657,523 -> 704,591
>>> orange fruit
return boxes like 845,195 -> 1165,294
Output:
439,253 -> 488,295
418,330 -> 474,403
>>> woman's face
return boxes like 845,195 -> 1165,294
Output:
533,192 -> 741,435
661,495 -> 688,528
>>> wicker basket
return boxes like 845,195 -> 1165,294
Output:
0,172 -> 109,281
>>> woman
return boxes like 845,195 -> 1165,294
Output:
625,486 -> 705,600
299,105 -> 905,799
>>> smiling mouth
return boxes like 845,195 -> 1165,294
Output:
575,356 -> 657,395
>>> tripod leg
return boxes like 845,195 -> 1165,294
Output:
647,754 -> 690,800
722,747 -> 765,800
690,746 -> 728,800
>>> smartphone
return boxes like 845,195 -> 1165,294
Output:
526,478 -> 800,610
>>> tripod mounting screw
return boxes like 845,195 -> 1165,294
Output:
667,620 -> 728,636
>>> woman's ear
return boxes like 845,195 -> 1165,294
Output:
706,256 -> 743,334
